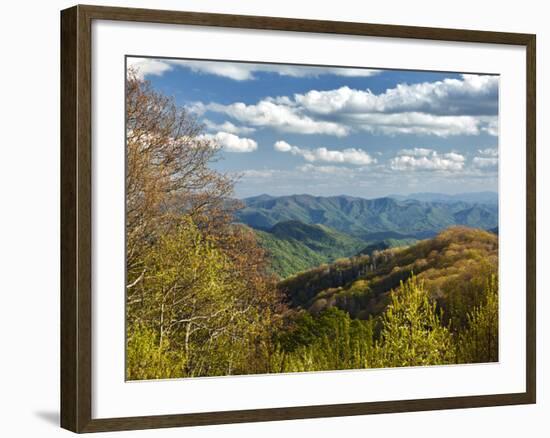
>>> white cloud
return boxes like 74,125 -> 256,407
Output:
478,147 -> 498,156
274,140 -> 294,152
472,157 -> 498,169
207,101 -> 349,136
176,61 -> 256,81
351,112 -> 489,137
398,147 -> 433,157
332,68 -> 381,77
484,117 -> 498,137
294,74 -> 498,116
297,164 -> 353,174
445,152 -> 466,162
128,58 -> 380,81
390,149 -> 465,171
201,131 -> 258,153
130,58 -> 498,139
472,147 -> 498,170
176,61 -> 381,81
127,58 -> 173,79
202,119 -> 256,135
240,169 -> 276,178
274,141 -> 376,165
281,75 -> 499,137
200,80 -> 497,138
265,95 -> 296,106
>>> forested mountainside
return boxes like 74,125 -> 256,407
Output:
356,237 -> 418,257
279,227 -> 498,326
252,220 -> 414,278
253,221 -> 363,278
236,194 -> 498,239
270,226 -> 499,371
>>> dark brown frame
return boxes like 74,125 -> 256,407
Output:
61,4 -> 536,433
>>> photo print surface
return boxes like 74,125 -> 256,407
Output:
125,57 -> 499,380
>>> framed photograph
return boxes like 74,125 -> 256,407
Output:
60,5 -> 536,433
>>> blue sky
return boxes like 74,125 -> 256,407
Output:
128,57 -> 499,199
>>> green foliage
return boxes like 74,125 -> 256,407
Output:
374,276 -> 454,367
356,237 -> 418,257
271,308 -> 377,372
271,273 -> 496,372
456,275 -> 499,363
255,221 -> 365,278
126,216 -> 269,379
280,226 -> 498,321
126,322 -> 186,380
128,226 -> 499,378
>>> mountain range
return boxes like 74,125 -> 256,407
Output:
236,193 -> 498,240
234,193 -> 498,278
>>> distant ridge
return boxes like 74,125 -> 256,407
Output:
236,193 -> 498,239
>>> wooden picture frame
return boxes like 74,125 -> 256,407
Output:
61,4 -> 536,433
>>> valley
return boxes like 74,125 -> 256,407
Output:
235,193 -> 499,367
236,193 -> 498,279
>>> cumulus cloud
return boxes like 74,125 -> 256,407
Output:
398,147 -> 433,157
297,164 -> 355,174
472,157 -> 498,169
179,61 -> 381,80
478,147 -> 498,156
274,140 -> 294,152
350,112 -> 490,137
127,58 -> 173,79
202,119 -> 256,135
277,75 -> 499,137
471,147 -> 498,170
201,131 -> 258,153
240,169 -> 276,178
294,74 -> 498,116
274,141 -> 376,165
130,57 -> 498,138
206,101 -> 349,136
482,118 -> 499,136
127,57 -> 380,81
390,149 -> 465,171
203,101 -> 488,138
198,76 -> 497,137
177,61 -> 257,81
